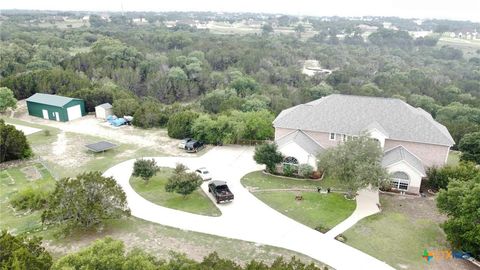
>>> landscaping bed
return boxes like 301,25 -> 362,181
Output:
241,171 -> 355,229
130,168 -> 221,217
242,171 -> 344,190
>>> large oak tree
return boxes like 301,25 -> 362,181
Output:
42,172 -> 130,232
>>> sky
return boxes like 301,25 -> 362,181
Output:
1,0 -> 479,22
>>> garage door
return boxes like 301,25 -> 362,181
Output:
67,105 -> 82,121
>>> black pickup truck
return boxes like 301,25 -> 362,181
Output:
208,180 -> 234,204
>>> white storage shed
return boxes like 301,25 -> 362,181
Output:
95,103 -> 113,119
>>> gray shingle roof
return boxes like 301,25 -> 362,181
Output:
382,146 -> 426,175
96,103 -> 113,109
26,93 -> 79,107
276,130 -> 325,156
273,94 -> 454,146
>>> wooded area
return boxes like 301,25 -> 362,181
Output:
1,11 -> 479,146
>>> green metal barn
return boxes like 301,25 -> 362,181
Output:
26,93 -> 86,122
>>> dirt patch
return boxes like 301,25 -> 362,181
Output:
36,132 -> 92,169
52,132 -> 66,156
20,166 -> 41,181
381,193 -> 447,224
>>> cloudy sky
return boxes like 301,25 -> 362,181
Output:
1,0 -> 479,22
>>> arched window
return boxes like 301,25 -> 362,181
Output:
284,156 -> 299,165
391,171 -> 410,190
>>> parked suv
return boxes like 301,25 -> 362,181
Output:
185,140 -> 205,153
178,138 -> 192,149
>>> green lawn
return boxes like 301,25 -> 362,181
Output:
0,163 -> 56,234
254,191 -> 355,229
343,194 -> 449,270
130,168 -> 221,217
241,171 -> 355,229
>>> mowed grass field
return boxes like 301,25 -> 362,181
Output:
241,171 -> 355,229
130,168 -> 221,216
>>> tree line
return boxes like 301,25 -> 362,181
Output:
1,14 -> 479,145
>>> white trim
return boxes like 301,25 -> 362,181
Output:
329,132 -> 336,141
385,160 -> 426,177
444,146 -> 451,164
391,178 -> 410,191
367,127 -> 389,138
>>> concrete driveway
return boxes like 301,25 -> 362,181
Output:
103,146 -> 394,270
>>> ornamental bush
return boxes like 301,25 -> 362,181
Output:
298,164 -> 314,178
10,187 -> 49,210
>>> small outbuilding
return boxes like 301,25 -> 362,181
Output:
26,93 -> 86,122
95,103 -> 113,119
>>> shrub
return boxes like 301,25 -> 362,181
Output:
426,163 -> 480,190
10,187 -> 49,210
43,130 -> 51,136
298,164 -> 314,178
0,120 -> 33,162
311,171 -> 322,179
253,143 -> 283,173
167,110 -> 198,139
0,230 -> 52,269
132,159 -> 159,184
165,163 -> 202,197
459,131 -> 480,164
379,180 -> 392,191
283,164 -> 296,177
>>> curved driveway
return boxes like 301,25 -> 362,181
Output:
103,146 -> 394,270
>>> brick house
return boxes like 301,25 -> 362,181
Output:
273,94 -> 454,194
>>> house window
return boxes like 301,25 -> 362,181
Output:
342,134 -> 347,141
284,156 -> 299,165
329,133 -> 335,140
391,172 -> 410,191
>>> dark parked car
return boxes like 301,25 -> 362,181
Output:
185,140 -> 205,153
208,180 -> 234,204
